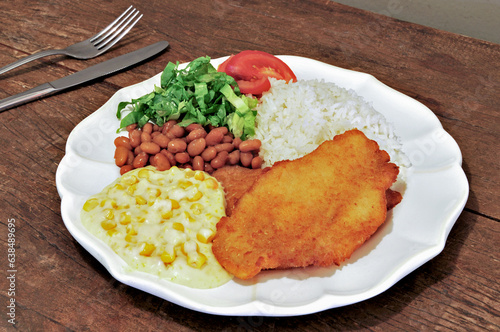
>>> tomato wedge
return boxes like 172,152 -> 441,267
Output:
218,50 -> 297,95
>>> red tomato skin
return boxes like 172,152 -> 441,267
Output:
217,55 -> 233,73
217,50 -> 297,95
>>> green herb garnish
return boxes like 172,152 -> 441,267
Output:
116,56 -> 258,139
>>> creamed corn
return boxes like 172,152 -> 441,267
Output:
81,166 -> 232,288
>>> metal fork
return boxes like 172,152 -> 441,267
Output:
0,6 -> 142,75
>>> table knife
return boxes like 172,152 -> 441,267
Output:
0,41 -> 169,112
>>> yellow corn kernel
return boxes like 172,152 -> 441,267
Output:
138,168 -> 151,179
161,211 -> 173,219
187,252 -> 207,269
179,180 -> 193,189
148,188 -> 161,198
113,183 -> 124,191
184,211 -> 196,222
140,243 -> 156,256
101,219 -> 117,230
172,222 -> 185,232
136,217 -> 146,223
100,199 -> 107,207
104,209 -> 114,220
205,178 -> 218,190
107,229 -> 118,237
196,228 -> 215,244
121,174 -> 138,186
127,183 -> 137,195
170,199 -> 180,209
126,225 -> 138,235
184,170 -> 195,178
83,198 -> 99,212
119,212 -> 131,225
194,171 -> 205,181
160,250 -> 176,264
125,234 -> 137,243
190,203 -> 203,215
188,191 -> 203,202
135,195 -> 147,205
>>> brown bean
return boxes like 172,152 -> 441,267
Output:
140,142 -> 161,155
192,156 -> 204,171
149,155 -> 156,167
126,150 -> 135,165
168,125 -> 185,138
251,156 -> 263,169
228,150 -> 240,165
120,165 -> 134,175
129,129 -> 142,148
151,131 -> 161,139
204,163 -> 214,174
168,139 -> 187,153
153,153 -> 171,171
152,134 -> 170,148
160,149 -> 176,166
126,123 -> 137,132
222,135 -> 233,143
205,128 -> 225,146
187,138 -> 206,156
134,146 -> 143,156
239,139 -> 262,152
153,124 -> 160,132
210,151 -> 229,169
114,146 -> 129,167
175,152 -> 190,164
133,152 -> 149,168
162,120 -> 177,135
186,128 -> 207,142
201,146 -> 217,161
140,131 -> 152,143
185,123 -> 203,132
233,137 -> 242,149
240,152 -> 253,167
215,142 -> 234,153
114,136 -> 132,150
143,122 -> 153,134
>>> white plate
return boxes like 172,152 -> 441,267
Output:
56,56 -> 469,316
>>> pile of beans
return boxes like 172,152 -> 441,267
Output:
114,120 -> 263,175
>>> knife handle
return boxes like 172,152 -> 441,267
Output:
0,83 -> 57,112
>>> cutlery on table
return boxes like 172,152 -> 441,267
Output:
0,41 -> 169,112
0,5 -> 143,75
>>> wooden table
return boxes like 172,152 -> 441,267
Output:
1,0 -> 498,330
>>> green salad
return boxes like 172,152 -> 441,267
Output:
116,56 -> 258,139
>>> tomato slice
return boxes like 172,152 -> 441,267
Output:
218,50 -> 297,95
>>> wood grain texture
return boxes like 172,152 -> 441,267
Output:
0,0 -> 498,330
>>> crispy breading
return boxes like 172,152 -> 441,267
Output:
212,129 -> 400,280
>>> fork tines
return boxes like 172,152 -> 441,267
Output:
91,6 -> 143,50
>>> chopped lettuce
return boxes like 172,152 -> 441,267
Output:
116,56 -> 258,139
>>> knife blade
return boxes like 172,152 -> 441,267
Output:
0,41 -> 169,112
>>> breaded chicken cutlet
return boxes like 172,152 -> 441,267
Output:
212,129 -> 400,280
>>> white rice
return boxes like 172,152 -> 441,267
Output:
253,78 -> 410,169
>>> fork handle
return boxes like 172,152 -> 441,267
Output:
0,49 -> 65,75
